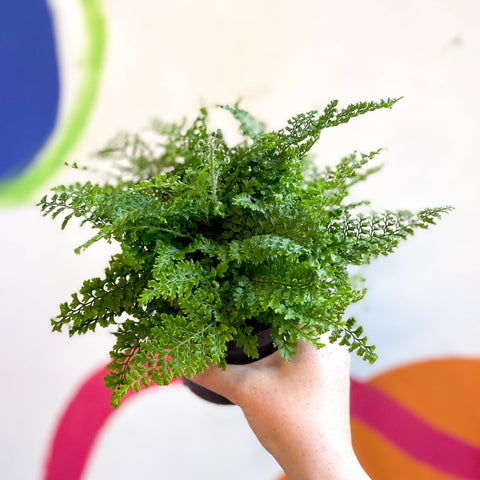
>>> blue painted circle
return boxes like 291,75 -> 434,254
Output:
0,1 -> 60,179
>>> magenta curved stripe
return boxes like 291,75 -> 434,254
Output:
44,365 -> 480,480
350,378 -> 480,479
43,367 -> 181,480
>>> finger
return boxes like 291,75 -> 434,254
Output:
292,334 -> 350,363
190,363 -> 248,403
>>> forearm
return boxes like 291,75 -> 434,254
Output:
244,409 -> 370,480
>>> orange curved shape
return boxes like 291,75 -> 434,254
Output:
365,358 -> 480,446
279,358 -> 480,480
352,419 -> 466,480
352,358 -> 480,479
45,358 -> 480,480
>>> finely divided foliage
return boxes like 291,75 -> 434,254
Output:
39,99 -> 452,407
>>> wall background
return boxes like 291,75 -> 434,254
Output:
0,1 -> 479,479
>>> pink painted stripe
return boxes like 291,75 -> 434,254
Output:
44,365 -> 480,480
351,378 -> 480,479
44,367 -> 181,480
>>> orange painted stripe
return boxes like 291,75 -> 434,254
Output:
352,418 -> 467,480
277,416 -> 469,480
367,359 -> 480,447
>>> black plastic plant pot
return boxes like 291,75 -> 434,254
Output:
183,329 -> 276,405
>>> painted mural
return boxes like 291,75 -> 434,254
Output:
0,0 -> 104,204
44,361 -> 480,479
0,0 -> 59,180
1,1 -> 479,479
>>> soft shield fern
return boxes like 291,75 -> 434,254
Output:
39,98 -> 452,407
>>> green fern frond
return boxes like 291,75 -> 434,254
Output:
39,97 -> 451,406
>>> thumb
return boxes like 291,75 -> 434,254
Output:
190,363 -> 247,404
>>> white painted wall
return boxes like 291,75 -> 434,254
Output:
1,0 -> 479,478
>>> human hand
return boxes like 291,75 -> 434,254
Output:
191,336 -> 371,480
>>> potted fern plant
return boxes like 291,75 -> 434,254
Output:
39,98 -> 451,407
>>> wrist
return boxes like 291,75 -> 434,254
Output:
273,436 -> 370,480
283,452 -> 370,480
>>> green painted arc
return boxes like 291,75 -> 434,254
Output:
0,0 -> 106,206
